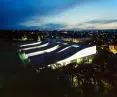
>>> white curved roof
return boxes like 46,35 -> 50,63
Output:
21,42 -> 49,51
27,45 -> 59,57
18,40 -> 96,66
57,46 -> 96,65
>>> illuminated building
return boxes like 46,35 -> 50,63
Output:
109,45 -> 117,54
17,39 -> 96,71
63,37 -> 92,43
56,46 -> 96,65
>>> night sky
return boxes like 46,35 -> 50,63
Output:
1,0 -> 117,30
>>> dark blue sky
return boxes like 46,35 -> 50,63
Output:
1,0 -> 117,30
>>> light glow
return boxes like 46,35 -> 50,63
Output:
19,53 -> 28,60
109,45 -> 117,54
18,53 -> 29,64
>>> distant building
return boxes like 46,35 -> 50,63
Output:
63,37 -> 92,43
109,45 -> 117,54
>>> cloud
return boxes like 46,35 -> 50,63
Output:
62,18 -> 117,30
86,19 -> 117,24
2,0 -> 117,30
84,19 -> 117,29
24,23 -> 66,30
1,0 -> 94,29
43,23 -> 66,30
21,18 -> 117,30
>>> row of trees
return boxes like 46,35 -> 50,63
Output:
25,48 -> 117,97
53,49 -> 117,97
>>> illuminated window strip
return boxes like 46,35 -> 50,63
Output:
72,45 -> 79,48
58,45 -> 79,53
21,43 -> 49,51
57,46 -> 96,65
19,41 -> 42,47
58,46 -> 71,53
27,45 -> 59,57
57,42 -> 61,43
63,43 -> 68,45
